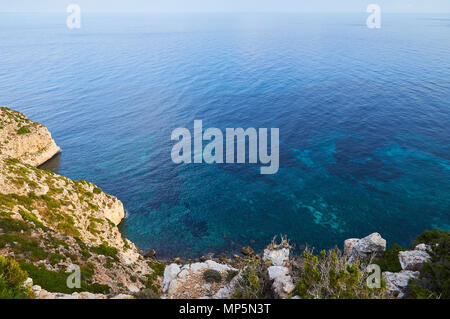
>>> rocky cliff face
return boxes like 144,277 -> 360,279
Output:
0,107 -> 155,297
0,107 -> 60,167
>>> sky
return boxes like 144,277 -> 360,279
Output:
0,0 -> 449,13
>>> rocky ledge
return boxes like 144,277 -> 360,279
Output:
0,107 -> 60,167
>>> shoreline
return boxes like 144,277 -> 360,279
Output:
0,106 -> 447,299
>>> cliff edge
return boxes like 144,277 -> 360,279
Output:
0,107 -> 60,167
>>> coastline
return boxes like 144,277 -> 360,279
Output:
0,106 -> 447,299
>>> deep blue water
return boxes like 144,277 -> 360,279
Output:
0,13 -> 449,258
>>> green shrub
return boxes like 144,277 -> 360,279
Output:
203,269 -> 222,283
293,247 -> 386,299
406,230 -> 450,299
91,244 -> 118,260
0,256 -> 31,299
17,126 -> 31,135
93,187 -> 102,195
376,243 -> 405,272
0,217 -> 30,232
148,261 -> 165,276
19,261 -> 110,294
226,269 -> 239,282
232,261 -> 266,299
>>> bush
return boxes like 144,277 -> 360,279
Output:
203,269 -> 222,283
91,244 -> 118,260
17,126 -> 31,135
375,243 -> 405,272
226,269 -> 239,282
406,230 -> 450,299
19,261 -> 110,294
0,255 -> 31,299
293,247 -> 386,299
232,261 -> 267,299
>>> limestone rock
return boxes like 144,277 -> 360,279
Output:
264,247 -> 294,298
343,238 -> 359,255
414,243 -> 431,252
162,263 -> 181,292
344,233 -> 386,263
0,107 -> 60,167
383,270 -> 420,298
357,232 -> 386,255
263,248 -> 290,266
162,261 -> 237,299
399,250 -> 431,270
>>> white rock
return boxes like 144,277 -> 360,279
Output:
162,263 -> 181,292
282,278 -> 295,294
263,248 -> 290,266
267,266 -> 294,298
414,243 -> 431,252
205,260 -> 233,272
399,250 -> 431,270
23,277 -> 33,288
267,266 -> 288,280
343,238 -> 359,255
31,285 -> 41,293
127,285 -> 140,293
383,270 -> 420,298
357,232 -> 386,255
190,262 -> 208,273
344,233 -> 386,263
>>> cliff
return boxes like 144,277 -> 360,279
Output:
0,107 -> 156,298
0,107 -> 60,167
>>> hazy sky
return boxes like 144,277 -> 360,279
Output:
1,0 -> 449,13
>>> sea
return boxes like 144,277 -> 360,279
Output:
0,12 -> 449,258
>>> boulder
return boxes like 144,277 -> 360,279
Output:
383,270 -> 420,298
263,248 -> 290,266
399,250 -> 431,270
357,233 -> 386,255
344,233 -> 386,263
267,266 -> 295,297
343,238 -> 359,255
162,263 -> 181,292
241,246 -> 254,256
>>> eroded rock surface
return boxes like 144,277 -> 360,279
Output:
263,246 -> 294,298
344,232 -> 386,263
399,245 -> 431,270
383,270 -> 419,298
0,107 -> 60,167
162,260 -> 238,299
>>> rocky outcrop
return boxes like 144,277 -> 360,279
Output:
399,244 -> 431,271
263,242 -> 295,298
0,107 -> 60,167
162,260 -> 238,299
383,270 -> 420,298
344,232 -> 386,263
0,107 -> 154,295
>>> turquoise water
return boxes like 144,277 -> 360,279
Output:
0,13 -> 449,258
